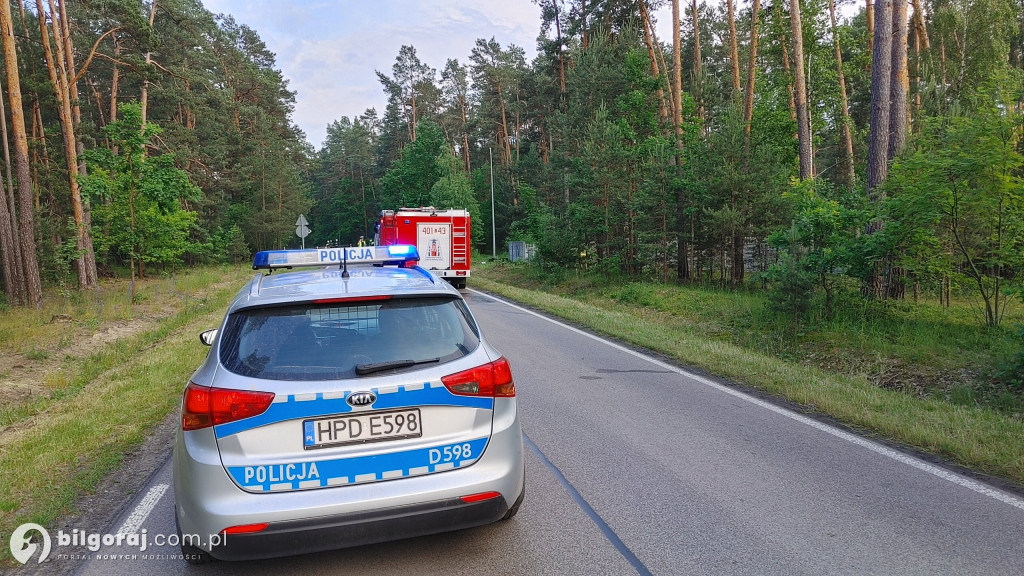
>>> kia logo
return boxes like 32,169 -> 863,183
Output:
347,391 -> 376,407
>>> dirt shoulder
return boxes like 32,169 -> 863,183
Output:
14,412 -> 178,576
0,275 -> 232,413
0,266 -> 249,570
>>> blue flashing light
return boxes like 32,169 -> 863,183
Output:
252,245 -> 420,270
387,245 -> 414,257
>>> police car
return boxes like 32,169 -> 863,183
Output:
172,245 -> 525,563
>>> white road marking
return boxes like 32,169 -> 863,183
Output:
471,289 -> 1024,512
117,483 -> 168,535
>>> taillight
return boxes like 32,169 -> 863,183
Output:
182,382 -> 275,431
222,523 -> 269,535
460,491 -> 501,504
442,357 -> 515,397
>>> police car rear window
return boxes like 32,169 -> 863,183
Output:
219,297 -> 480,381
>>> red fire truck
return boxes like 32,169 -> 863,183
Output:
375,207 -> 471,289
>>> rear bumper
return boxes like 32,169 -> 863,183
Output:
209,495 -> 508,561
433,269 -> 470,278
174,397 -> 524,559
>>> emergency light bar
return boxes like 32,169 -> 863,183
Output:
252,245 -> 420,270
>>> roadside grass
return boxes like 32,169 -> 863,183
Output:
473,262 -> 1024,486
0,267 -> 247,428
600,281 -> 1022,392
0,265 -> 250,563
0,267 -> 234,357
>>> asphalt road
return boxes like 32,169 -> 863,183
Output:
69,289 -> 1024,576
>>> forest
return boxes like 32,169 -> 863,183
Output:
0,0 -> 1021,336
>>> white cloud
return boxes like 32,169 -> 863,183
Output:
202,0 -> 541,148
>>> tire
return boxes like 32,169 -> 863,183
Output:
176,514 -> 216,565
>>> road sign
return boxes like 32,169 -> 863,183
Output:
295,214 -> 310,248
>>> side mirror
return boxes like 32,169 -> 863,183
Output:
199,329 -> 218,346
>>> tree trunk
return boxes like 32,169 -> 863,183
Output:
110,34 -> 120,122
514,91 -> 522,164
743,0 -> 763,154
496,79 -> 511,165
0,83 -> 22,305
866,0 -> 893,198
691,0 -> 705,125
888,0 -> 909,160
460,95 -> 471,172
911,0 -> 931,49
672,0 -> 683,154
726,0 -> 742,94
37,0 -> 96,289
1,0 -> 42,305
54,0 -> 98,285
672,0 -> 689,280
581,0 -> 589,49
829,0 -> 856,187
866,0 -> 874,54
887,1 -> 909,301
32,101 -> 52,211
86,77 -> 106,126
866,0 -> 894,299
551,0 -> 566,94
939,39 -> 947,85
410,86 -> 418,142
910,0 -> 930,117
735,0 -> 763,285
140,0 -> 157,126
638,0 -> 670,124
651,14 -> 676,128
791,0 -> 813,180
778,7 -> 797,122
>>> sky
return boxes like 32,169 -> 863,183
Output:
200,0 -> 544,148
199,0 -> 685,150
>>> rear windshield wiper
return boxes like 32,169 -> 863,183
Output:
355,357 -> 440,376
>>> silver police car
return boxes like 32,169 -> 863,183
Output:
172,245 -> 525,563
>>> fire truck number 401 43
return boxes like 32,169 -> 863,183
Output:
375,207 -> 471,290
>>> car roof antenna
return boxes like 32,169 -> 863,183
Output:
339,248 -> 350,278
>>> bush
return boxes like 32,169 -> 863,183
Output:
996,290 -> 1024,391
211,225 -> 251,264
765,241 -> 818,321
996,332 -> 1024,390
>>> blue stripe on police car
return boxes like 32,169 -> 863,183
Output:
228,437 -> 489,492
214,384 -> 493,439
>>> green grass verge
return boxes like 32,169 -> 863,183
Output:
0,266 -> 251,563
471,268 -> 1024,487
